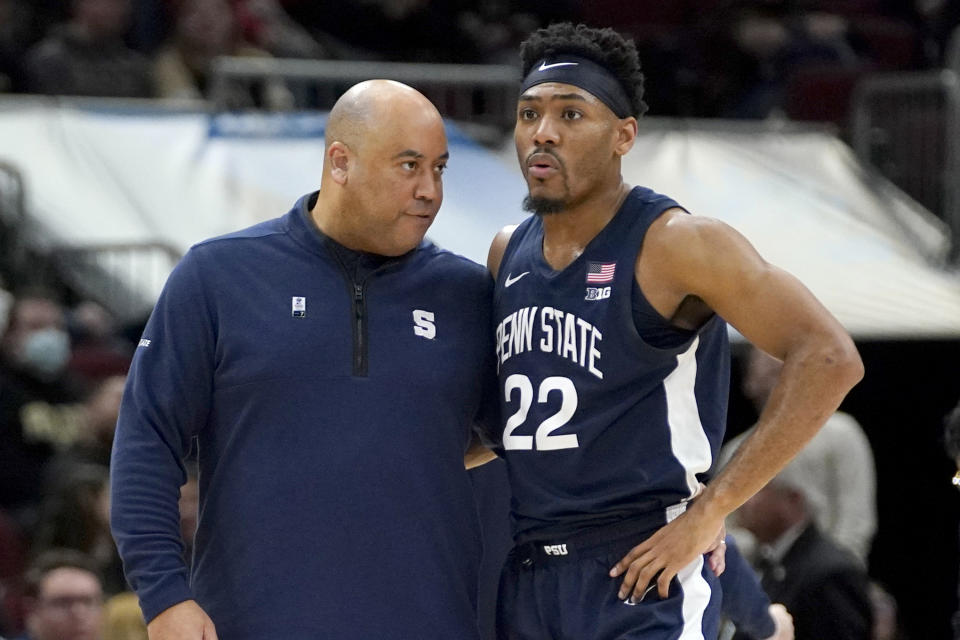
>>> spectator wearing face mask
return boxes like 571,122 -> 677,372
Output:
0,292 -> 81,522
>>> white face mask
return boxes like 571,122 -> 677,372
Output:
19,327 -> 71,380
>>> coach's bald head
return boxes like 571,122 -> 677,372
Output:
312,80 -> 448,256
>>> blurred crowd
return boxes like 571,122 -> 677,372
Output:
0,280 -> 172,639
0,0 -> 958,121
1,2 -> 960,639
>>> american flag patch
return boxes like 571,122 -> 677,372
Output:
586,262 -> 616,283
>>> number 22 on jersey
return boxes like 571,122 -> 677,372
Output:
502,374 -> 579,451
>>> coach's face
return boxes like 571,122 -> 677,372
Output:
342,104 -> 448,256
515,82 -> 634,214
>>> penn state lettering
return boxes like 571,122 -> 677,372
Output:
495,306 -> 603,379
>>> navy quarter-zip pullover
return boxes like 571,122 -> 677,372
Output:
111,192 -> 495,639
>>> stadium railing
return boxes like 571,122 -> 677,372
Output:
208,56 -> 520,143
851,59 -> 960,261
49,242 -> 182,322
0,151 -> 181,319
0,161 -> 28,281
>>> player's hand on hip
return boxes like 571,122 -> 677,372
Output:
705,527 -> 727,576
608,501 -> 724,602
147,600 -> 218,640
695,482 -> 726,577
765,603 -> 794,640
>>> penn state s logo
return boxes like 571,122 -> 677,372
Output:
413,310 -> 436,339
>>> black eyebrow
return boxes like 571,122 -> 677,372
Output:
518,93 -> 589,103
393,150 -> 450,161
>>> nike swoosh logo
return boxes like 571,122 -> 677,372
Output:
538,61 -> 579,71
504,272 -> 529,288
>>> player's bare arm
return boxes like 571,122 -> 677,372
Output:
465,433 -> 497,469
487,224 -> 518,280
611,210 -> 864,601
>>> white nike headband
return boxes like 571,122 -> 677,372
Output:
520,55 -> 633,119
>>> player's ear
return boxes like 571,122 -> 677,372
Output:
327,141 -> 351,185
613,117 -> 637,157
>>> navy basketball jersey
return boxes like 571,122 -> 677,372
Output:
493,186 -> 730,542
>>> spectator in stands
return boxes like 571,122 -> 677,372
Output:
66,301 -> 132,387
280,0 -> 480,62
22,0 -> 152,98
457,6 -> 541,65
700,2 -> 861,119
720,535 -> 795,639
731,444 -> 873,640
233,0 -> 326,60
152,0 -> 292,109
18,549 -> 104,640
31,464 -> 125,597
945,399 -> 960,639
722,346 -> 877,565
0,0 -> 34,92
886,0 -> 960,66
102,592 -> 146,640
0,508 -> 28,636
43,375 -> 126,487
0,282 -> 11,337
868,582 -> 905,640
0,293 -> 80,518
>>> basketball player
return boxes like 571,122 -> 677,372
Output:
488,23 -> 863,639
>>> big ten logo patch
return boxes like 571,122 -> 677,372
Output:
585,286 -> 611,301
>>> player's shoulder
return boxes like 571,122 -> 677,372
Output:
650,208 -> 727,238
645,210 -> 747,265
492,223 -> 520,244
487,223 -> 521,277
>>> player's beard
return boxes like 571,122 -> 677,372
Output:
523,194 -> 566,215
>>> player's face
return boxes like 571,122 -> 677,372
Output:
344,110 -> 448,256
514,82 -> 623,215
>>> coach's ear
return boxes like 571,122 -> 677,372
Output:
327,141 -> 350,185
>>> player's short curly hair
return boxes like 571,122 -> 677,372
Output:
519,23 -> 648,118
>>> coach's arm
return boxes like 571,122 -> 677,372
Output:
110,250 -> 219,640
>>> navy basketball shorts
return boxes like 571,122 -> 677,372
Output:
496,520 -> 721,640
